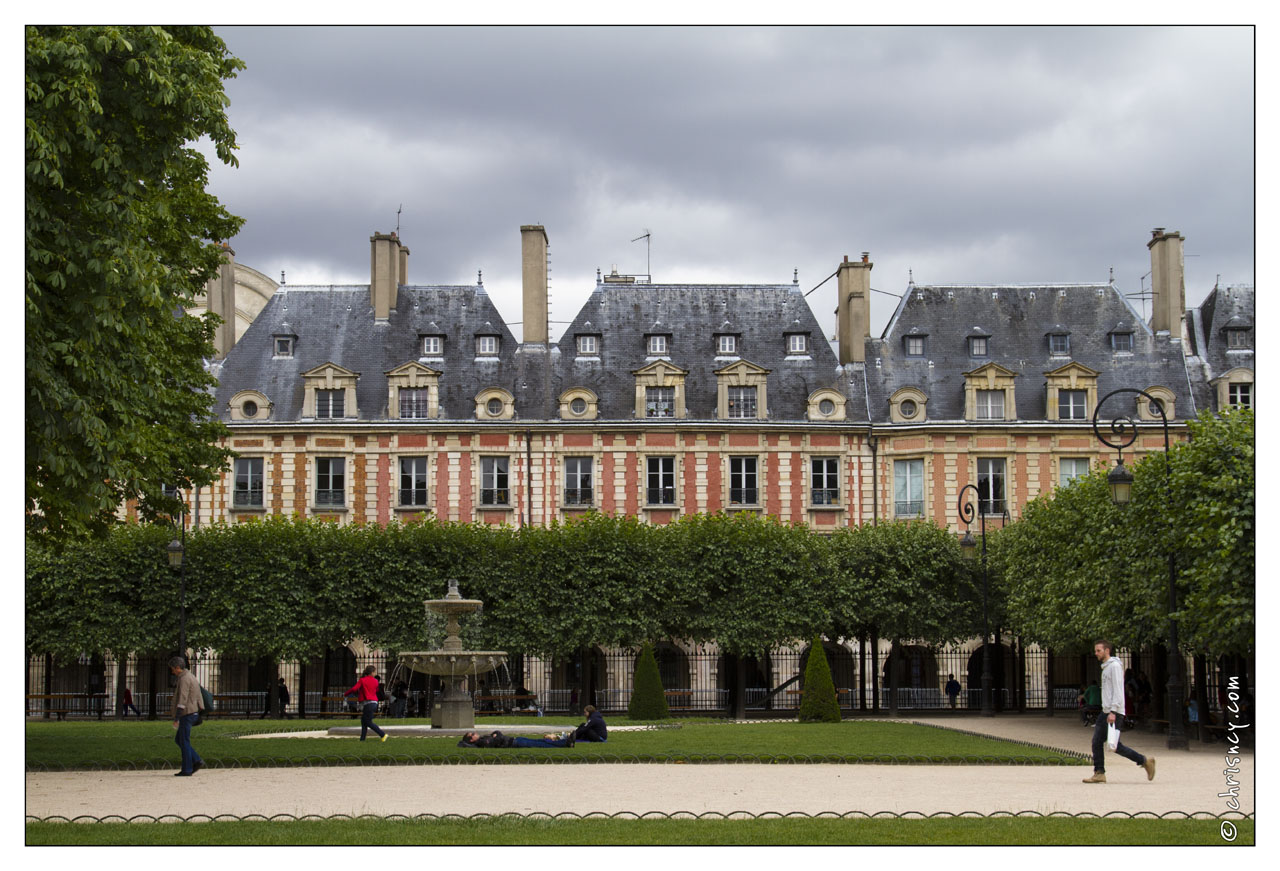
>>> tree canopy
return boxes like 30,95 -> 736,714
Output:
26,26 -> 244,537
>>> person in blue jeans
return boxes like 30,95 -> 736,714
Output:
344,666 -> 387,742
458,730 -> 574,748
168,656 -> 206,776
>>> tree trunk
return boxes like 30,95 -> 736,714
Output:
147,653 -> 158,720
1194,653 -> 1210,742
1044,647 -> 1054,717
857,634 -> 867,712
268,659 -> 282,718
888,639 -> 900,717
115,654 -> 128,719
1016,637 -> 1026,713
298,661 -> 307,719
870,630 -> 880,713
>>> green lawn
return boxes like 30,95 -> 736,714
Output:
25,816 -> 1253,846
26,718 -> 1084,769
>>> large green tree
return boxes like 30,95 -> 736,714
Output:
26,26 -> 244,537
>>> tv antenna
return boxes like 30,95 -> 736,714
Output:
395,204 -> 402,235
631,230 -> 651,279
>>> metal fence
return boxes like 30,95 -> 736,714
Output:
25,644 -> 1253,728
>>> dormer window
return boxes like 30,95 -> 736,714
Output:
1227,328 -> 1252,350
1110,332 -> 1134,353
1049,334 -> 1070,356
905,335 -> 926,357
647,334 -> 669,356
787,333 -> 808,354
274,336 -> 294,357
576,334 -> 600,356
477,335 -> 499,356
716,334 -> 738,355
315,389 -> 345,419
421,335 -> 443,356
969,336 -> 988,357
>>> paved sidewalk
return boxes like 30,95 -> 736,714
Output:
25,715 -> 1253,820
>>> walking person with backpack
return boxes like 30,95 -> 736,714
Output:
344,665 -> 387,742
168,656 -> 207,776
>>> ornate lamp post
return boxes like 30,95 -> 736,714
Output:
1091,387 -> 1186,750
957,484 -> 994,717
166,505 -> 187,664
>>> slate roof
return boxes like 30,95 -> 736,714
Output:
213,284 -> 524,422
1183,284 -> 1254,411
863,284 -> 1197,423
555,281 -> 845,421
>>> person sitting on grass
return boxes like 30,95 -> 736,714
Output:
574,704 -> 608,742
457,730 -> 574,748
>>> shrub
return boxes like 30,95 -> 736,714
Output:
627,642 -> 670,720
798,635 -> 842,723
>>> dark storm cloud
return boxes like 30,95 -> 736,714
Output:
205,25 -> 1253,341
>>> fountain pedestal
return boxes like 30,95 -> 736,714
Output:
433,679 -> 475,729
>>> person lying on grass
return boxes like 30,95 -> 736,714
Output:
457,730 -> 575,748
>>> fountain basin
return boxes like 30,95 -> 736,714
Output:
399,651 -> 508,678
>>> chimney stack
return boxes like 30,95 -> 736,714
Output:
370,231 -> 401,319
836,252 -> 873,365
1147,228 -> 1185,340
398,242 -> 410,286
206,242 -> 236,359
520,225 -> 549,344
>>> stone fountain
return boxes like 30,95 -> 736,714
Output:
398,579 -> 506,729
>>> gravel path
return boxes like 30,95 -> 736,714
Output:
26,715 -> 1252,820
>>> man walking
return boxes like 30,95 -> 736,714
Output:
1083,640 -> 1156,784
169,657 -> 206,776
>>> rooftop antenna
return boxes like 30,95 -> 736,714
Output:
395,204 -> 402,236
631,229 -> 651,279
280,270 -> 286,285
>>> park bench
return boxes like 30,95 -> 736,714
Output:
475,694 -> 539,715
307,695 -> 363,716
26,693 -> 109,720
664,689 -> 694,711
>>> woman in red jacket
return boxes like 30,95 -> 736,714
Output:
344,666 -> 387,742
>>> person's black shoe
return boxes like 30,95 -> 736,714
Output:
193,761 -> 204,772
174,771 -> 193,777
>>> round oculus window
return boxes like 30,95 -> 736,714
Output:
819,399 -> 835,416
900,399 -> 918,418
486,398 -> 504,416
570,397 -> 587,415
242,400 -> 258,417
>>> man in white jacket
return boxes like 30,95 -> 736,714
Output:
1083,640 -> 1156,783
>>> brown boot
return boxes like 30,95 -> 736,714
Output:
1082,771 -> 1107,783
1143,757 -> 1156,781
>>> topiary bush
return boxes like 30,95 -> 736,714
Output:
627,641 -> 671,720
799,635 -> 842,723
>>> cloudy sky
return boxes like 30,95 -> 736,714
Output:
205,25 -> 1254,344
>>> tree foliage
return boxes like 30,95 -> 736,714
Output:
26,26 -> 244,537
627,642 -> 670,720
798,636 -> 841,723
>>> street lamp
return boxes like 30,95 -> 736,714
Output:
957,484 -> 994,717
1090,387 -> 1186,750
166,508 -> 187,664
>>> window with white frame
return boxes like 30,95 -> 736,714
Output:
563,457 -> 593,506
905,336 -> 926,356
1228,383 -> 1252,409
729,456 -> 758,505
646,386 -> 675,418
234,457 -> 263,508
727,385 -> 757,419
421,335 -> 442,356
1058,389 -> 1087,420
811,457 -> 839,505
647,334 -> 668,355
315,457 -> 345,506
476,335 -> 499,356
274,337 -> 294,357
1049,334 -> 1070,356
716,334 -> 737,355
787,333 -> 808,354
577,335 -> 599,356
315,389 -> 345,419
975,390 -> 1005,420
1110,332 -> 1133,352
646,456 -> 675,505
399,388 -> 430,419
969,336 -> 988,357
480,457 -> 509,506
399,457 -> 429,506
1059,457 -> 1091,487
977,458 -> 1006,515
893,458 -> 924,517
1227,329 -> 1251,350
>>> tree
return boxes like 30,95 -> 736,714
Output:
798,635 -> 841,723
628,642 -> 670,720
26,26 -> 245,537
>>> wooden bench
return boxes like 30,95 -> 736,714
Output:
26,694 -> 109,720
664,690 -> 694,711
303,695 -> 363,717
475,694 -> 539,715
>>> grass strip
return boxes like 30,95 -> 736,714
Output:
25,816 -> 1253,846
26,719 -> 1084,770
